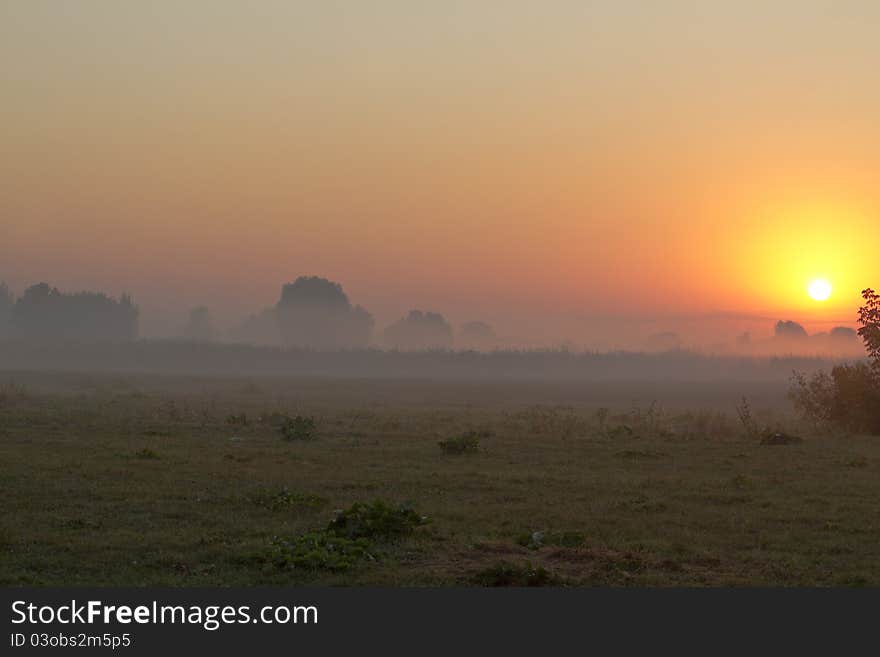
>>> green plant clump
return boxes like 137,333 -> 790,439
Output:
438,431 -> 481,454
327,500 -> 427,540
250,487 -> 326,512
269,533 -> 371,571
279,415 -> 317,441
269,500 -> 427,572
471,561 -> 562,587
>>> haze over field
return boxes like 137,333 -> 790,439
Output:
2,2 -> 879,348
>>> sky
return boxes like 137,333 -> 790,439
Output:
2,2 -> 879,345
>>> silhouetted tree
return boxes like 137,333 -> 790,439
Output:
644,331 -> 681,351
858,288 -> 880,369
384,310 -> 453,350
0,282 -> 12,337
229,308 -> 281,346
459,320 -> 497,349
276,276 -> 373,349
183,306 -> 215,342
774,320 -> 808,340
11,283 -> 138,341
829,326 -> 858,341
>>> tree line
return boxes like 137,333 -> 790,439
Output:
0,277 -> 497,349
0,282 -> 138,341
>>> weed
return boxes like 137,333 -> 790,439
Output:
134,448 -> 160,459
226,413 -> 248,426
470,561 -> 562,587
606,425 -> 634,439
760,431 -> 803,446
614,449 -> 668,460
279,415 -> 317,441
268,500 -> 426,573
438,431 -> 481,454
735,397 -> 761,439
327,500 -> 427,540
845,456 -> 868,468
270,533 -> 372,571
250,487 -> 326,512
517,530 -> 585,550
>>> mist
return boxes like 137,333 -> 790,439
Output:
0,275 -> 869,382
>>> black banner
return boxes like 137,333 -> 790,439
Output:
2,588 -> 876,654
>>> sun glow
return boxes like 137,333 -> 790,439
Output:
807,278 -> 832,302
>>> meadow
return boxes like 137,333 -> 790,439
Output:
1,371 -> 878,587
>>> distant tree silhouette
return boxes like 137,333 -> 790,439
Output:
774,320 -> 808,340
229,308 -> 281,346
11,283 -> 138,341
384,310 -> 453,350
183,306 -> 215,342
644,331 -> 681,351
459,320 -> 497,349
829,326 -> 858,341
0,282 -> 12,337
276,276 -> 373,349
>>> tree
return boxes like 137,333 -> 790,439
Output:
183,306 -> 215,342
459,320 -> 497,349
229,308 -> 281,345
775,320 -> 808,339
384,310 -> 453,350
0,282 -> 12,337
829,326 -> 858,341
11,282 -> 138,341
857,288 -> 880,369
276,276 -> 373,349
789,288 -> 880,434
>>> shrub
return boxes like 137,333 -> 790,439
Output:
470,561 -> 562,587
517,530 -> 585,550
279,415 -> 317,441
760,431 -> 803,445
327,500 -> 427,540
226,413 -> 248,426
790,364 -> 880,434
438,431 -> 481,454
269,533 -> 371,571
735,397 -> 761,439
787,289 -> 880,434
267,500 -> 427,572
594,407 -> 609,433
250,487 -> 326,512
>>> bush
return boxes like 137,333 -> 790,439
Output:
268,500 -> 427,572
470,561 -> 562,587
269,533 -> 371,571
279,415 -> 317,441
327,500 -> 427,540
250,487 -> 326,512
438,431 -> 481,454
790,364 -> 880,434
517,530 -> 585,550
788,289 -> 880,434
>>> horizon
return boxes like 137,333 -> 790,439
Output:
3,2 -> 878,347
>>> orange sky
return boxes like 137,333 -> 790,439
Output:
2,2 -> 879,344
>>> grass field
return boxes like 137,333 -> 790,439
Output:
1,371 -> 878,586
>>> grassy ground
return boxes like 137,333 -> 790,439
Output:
1,372 -> 878,586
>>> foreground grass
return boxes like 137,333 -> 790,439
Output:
0,373 -> 878,586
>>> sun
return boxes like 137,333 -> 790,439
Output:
807,278 -> 832,301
